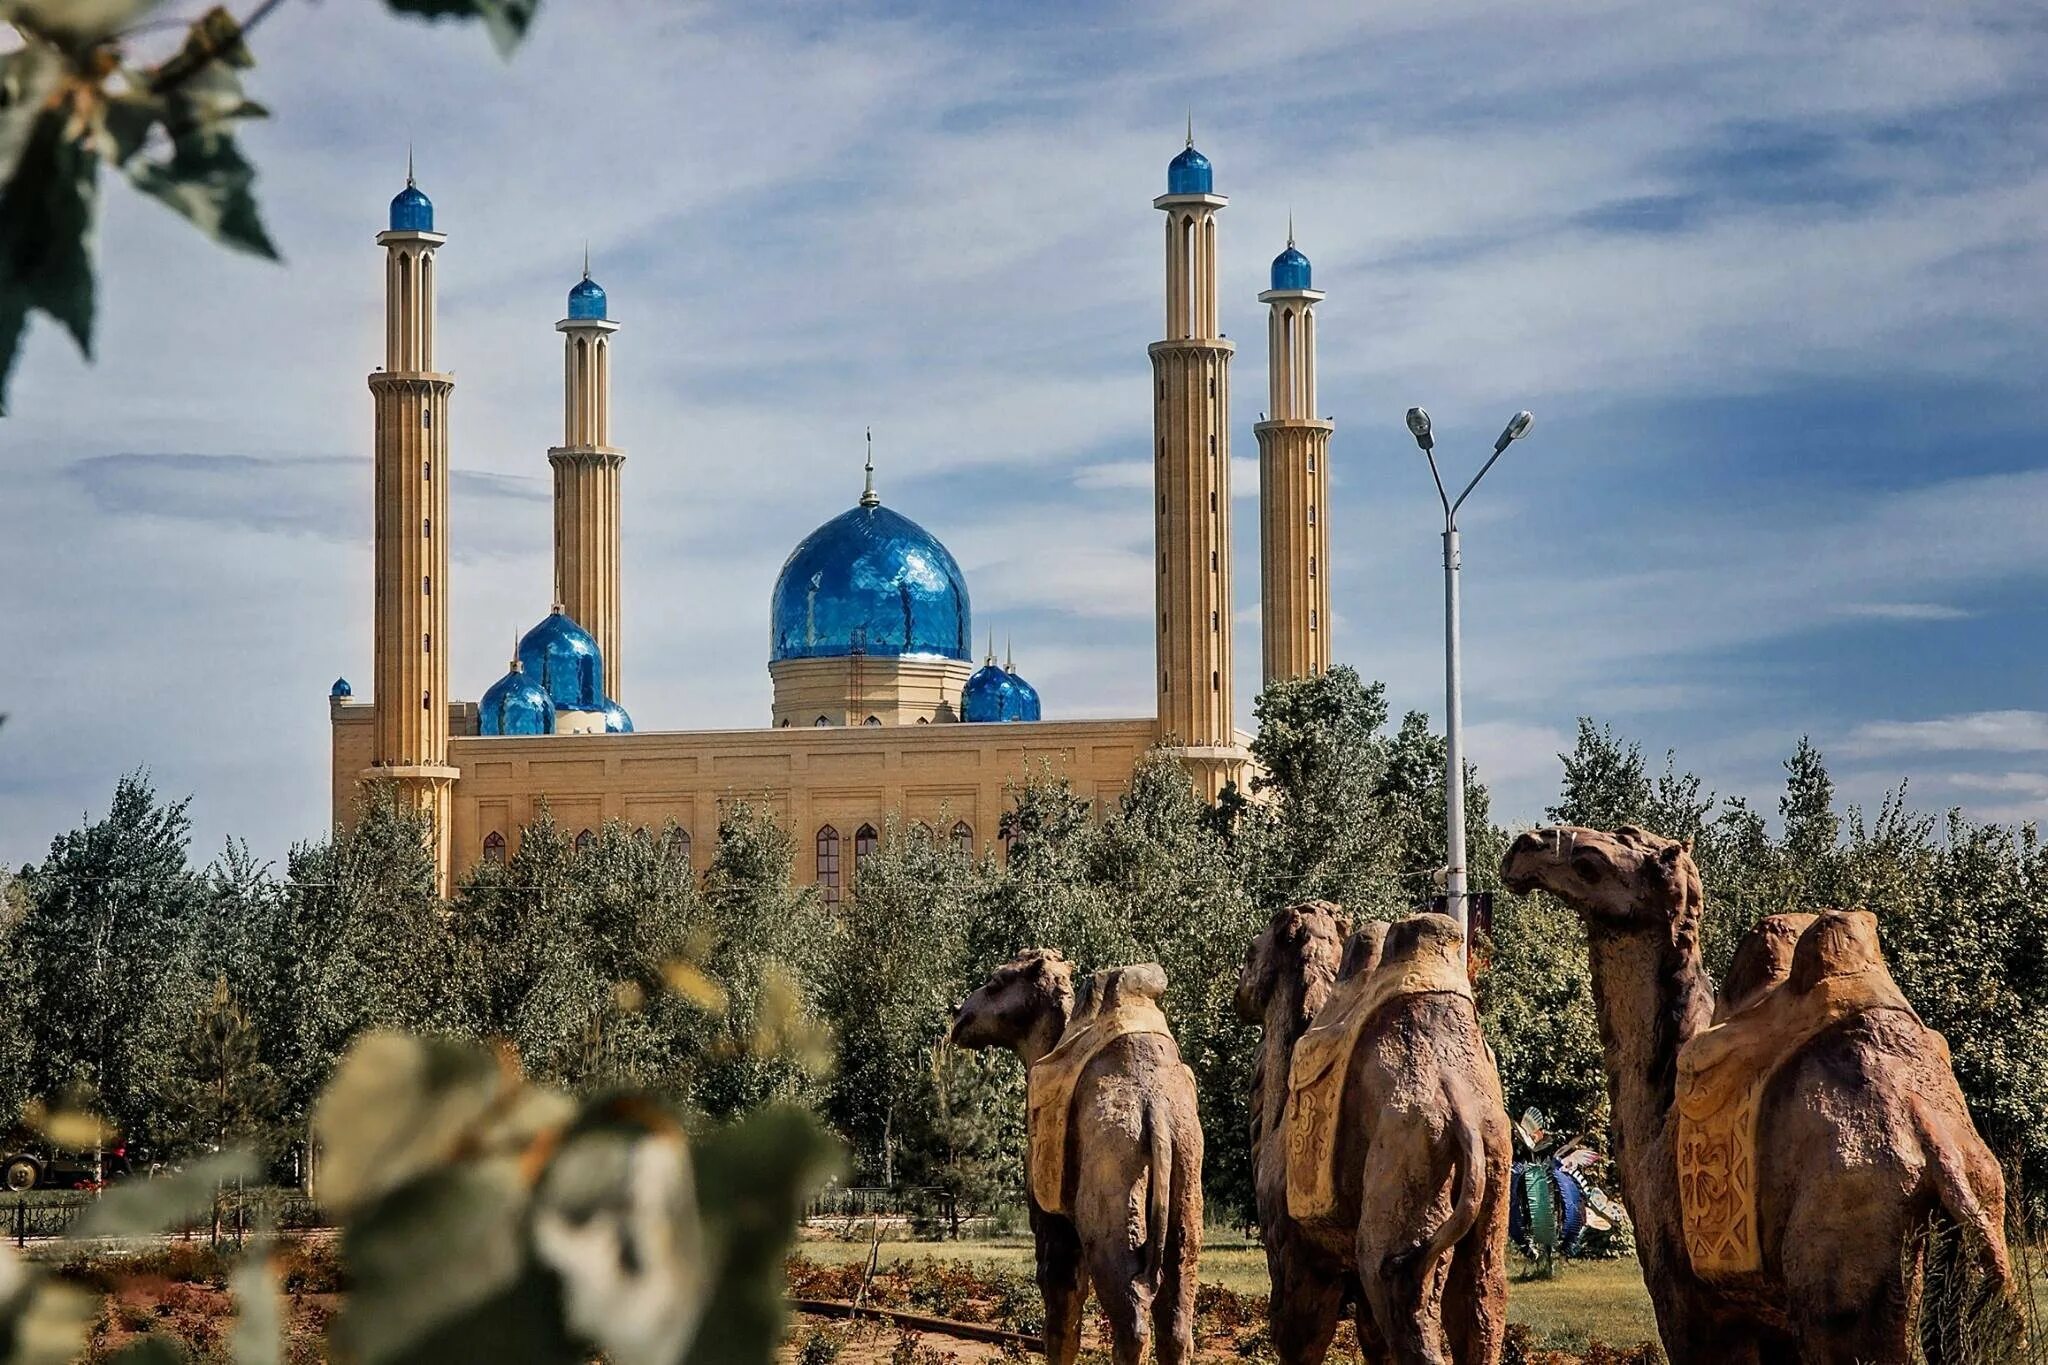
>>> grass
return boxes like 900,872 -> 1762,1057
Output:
796,1233 -> 1662,1349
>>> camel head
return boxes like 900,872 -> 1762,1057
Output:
951,948 -> 1076,1058
1500,824 -> 1702,939
1234,900 -> 1352,1027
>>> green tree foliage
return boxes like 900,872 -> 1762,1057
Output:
0,0 -> 538,413
163,974 -> 281,1153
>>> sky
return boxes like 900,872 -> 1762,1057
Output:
4,0 -> 2048,869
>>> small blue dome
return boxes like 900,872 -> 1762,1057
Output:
771,503 -> 972,663
1167,143 -> 1213,196
390,183 -> 433,232
601,697 -> 634,733
329,677 -> 352,699
480,662 -> 555,736
1271,243 -> 1311,291
568,275 -> 607,321
518,608 -> 605,711
961,661 -> 1015,723
1005,666 -> 1042,722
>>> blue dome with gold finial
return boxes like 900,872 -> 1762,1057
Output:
601,697 -> 634,733
519,608 -> 605,711
568,274 -> 607,321
961,654 -> 1014,723
1168,142 -> 1213,195
1271,242 -> 1311,291
771,479 -> 972,663
480,657 -> 555,736
390,182 -> 433,232
330,677 -> 352,699
1005,661 -> 1042,722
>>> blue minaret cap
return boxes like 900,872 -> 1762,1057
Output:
1167,117 -> 1213,195
1271,241 -> 1311,291
329,677 -> 352,699
390,151 -> 433,231
568,274 -> 607,321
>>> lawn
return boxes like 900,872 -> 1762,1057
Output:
796,1232 -> 1662,1350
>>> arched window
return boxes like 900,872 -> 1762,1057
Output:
671,828 -> 693,870
575,828 -> 595,852
814,716 -> 831,727
855,824 -> 879,870
780,718 -> 791,727
1307,504 -> 1316,526
1309,556 -> 1318,579
483,831 -> 506,865
951,821 -> 973,855
817,826 -> 842,904
863,715 -> 881,726
916,716 -> 929,724
910,821 -> 933,842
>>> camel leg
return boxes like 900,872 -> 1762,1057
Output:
1088,1242 -> 1152,1365
1357,1133 -> 1456,1365
1441,1175 -> 1508,1365
1150,1214 -> 1198,1365
1033,1211 -> 1088,1365
1353,1297 -> 1390,1364
1266,1235 -> 1345,1365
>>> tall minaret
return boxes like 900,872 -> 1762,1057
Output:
369,159 -> 458,893
1150,126 -> 1242,799
550,253 -> 625,701
1255,222 -> 1334,685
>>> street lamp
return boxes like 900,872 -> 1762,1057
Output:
1404,406 -> 1534,958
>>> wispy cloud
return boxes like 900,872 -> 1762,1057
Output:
1841,711 -> 2048,759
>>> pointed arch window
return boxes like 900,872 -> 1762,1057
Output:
952,821 -> 974,855
670,828 -> 693,870
575,829 -> 595,852
817,825 -> 842,903
814,716 -> 831,727
482,831 -> 506,865
1307,504 -> 1316,526
854,823 -> 879,871
863,715 -> 881,726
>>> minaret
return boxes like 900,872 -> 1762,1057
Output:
368,158 -> 458,893
550,251 -> 625,701
1256,221 -> 1334,684
1150,126 -> 1242,798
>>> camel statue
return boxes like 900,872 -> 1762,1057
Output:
951,949 -> 1203,1365
1501,825 -> 2013,1365
1235,903 -> 1510,1365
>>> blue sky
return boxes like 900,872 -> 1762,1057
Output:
5,0 -> 2048,867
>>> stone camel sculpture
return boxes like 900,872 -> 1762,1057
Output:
1501,824 -> 2014,1365
1235,903 -> 1510,1365
950,949 -> 1203,1365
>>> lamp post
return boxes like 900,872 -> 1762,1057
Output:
1405,406 -> 1533,958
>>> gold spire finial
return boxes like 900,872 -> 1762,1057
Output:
859,427 -> 879,507
582,240 -> 590,280
1287,210 -> 1295,248
407,142 -> 415,187
1005,635 -> 1014,672
510,630 -> 522,671
1186,109 -> 1194,148
986,630 -> 997,665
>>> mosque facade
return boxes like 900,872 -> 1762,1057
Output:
329,137 -> 1334,895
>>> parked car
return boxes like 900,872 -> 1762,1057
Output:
1,1145 -> 135,1191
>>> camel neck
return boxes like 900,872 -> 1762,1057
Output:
1256,971 -> 1331,1142
1585,924 -> 1715,1222
1012,1009 -> 1068,1069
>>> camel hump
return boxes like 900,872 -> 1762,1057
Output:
1339,920 -> 1390,981
1789,908 -> 1887,992
1079,962 -> 1168,1016
1720,913 -> 1818,1020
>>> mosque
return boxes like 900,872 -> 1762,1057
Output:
329,135 -> 1336,895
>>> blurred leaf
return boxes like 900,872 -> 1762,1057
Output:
229,1248 -> 284,1365
109,1335 -> 190,1364
681,1105 -> 839,1365
311,1031 -> 570,1214
0,1239 -> 94,1365
124,117 -> 275,259
67,1150 -> 258,1238
0,0 -> 152,49
661,960 -> 728,1015
0,45 -> 99,415
334,1164 -> 575,1365
22,1098 -> 112,1152
379,0 -> 539,58
531,1103 -> 708,1365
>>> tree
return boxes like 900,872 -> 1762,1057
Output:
163,975 -> 280,1156
1241,666 -> 1397,912
1548,719 -> 1652,830
0,0 -> 540,412
17,771 -> 202,1148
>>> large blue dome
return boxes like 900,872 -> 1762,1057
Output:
519,608 -> 605,710
1271,243 -> 1311,291
480,661 -> 556,736
1168,143 -> 1213,195
390,182 -> 433,232
771,503 -> 972,663
961,660 -> 1013,723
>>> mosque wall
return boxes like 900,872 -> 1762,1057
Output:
332,705 -> 1156,887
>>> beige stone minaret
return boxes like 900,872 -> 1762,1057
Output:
368,161 -> 458,893
1151,129 -> 1243,799
1256,221 -> 1334,685
550,252 -> 625,701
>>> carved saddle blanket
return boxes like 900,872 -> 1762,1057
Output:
1026,968 -> 1184,1216
1283,919 -> 1472,1223
1675,909 -> 1933,1281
